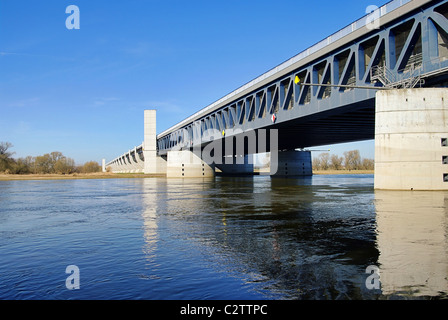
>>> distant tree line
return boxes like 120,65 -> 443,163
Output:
0,142 -> 101,175
312,150 -> 374,171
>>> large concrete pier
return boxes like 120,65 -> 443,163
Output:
139,110 -> 312,178
143,110 -> 167,175
271,150 -> 312,177
374,88 -> 448,190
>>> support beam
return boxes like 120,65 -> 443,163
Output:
374,88 -> 448,190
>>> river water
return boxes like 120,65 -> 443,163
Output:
0,175 -> 447,300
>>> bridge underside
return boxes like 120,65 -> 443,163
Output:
187,99 -> 376,156
271,100 -> 375,151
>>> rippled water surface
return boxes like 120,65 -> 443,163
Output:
1,175 -> 447,300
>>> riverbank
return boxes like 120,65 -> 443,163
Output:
255,168 -> 374,175
0,170 -> 374,181
0,172 -> 163,181
313,169 -> 374,175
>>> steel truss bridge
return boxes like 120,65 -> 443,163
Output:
108,0 -> 448,169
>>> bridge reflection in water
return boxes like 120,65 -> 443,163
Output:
139,176 -> 448,299
375,190 -> 448,297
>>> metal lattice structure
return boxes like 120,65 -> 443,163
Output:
108,0 -> 448,170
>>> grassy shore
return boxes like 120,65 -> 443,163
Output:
255,168 -> 374,175
313,169 -> 374,175
0,169 -> 374,181
0,172 -> 164,181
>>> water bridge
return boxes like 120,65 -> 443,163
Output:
106,0 -> 448,190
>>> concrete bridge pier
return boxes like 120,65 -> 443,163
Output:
374,88 -> 448,190
166,150 -> 215,178
127,150 -> 139,173
216,155 -> 254,176
270,150 -> 313,177
133,147 -> 145,173
143,110 -> 167,175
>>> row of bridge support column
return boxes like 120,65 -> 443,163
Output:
106,146 -> 145,173
160,150 -> 313,178
142,109 -> 313,178
146,150 -> 313,178
109,88 -> 447,190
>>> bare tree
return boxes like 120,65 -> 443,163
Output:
330,154 -> 344,170
54,157 -> 75,174
34,154 -> 53,173
361,158 -> 375,170
0,142 -> 15,172
80,161 -> 101,173
0,142 -> 13,156
312,156 -> 321,170
10,158 -> 31,174
319,153 -> 330,170
344,150 -> 362,170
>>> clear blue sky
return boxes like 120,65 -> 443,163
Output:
0,0 -> 387,165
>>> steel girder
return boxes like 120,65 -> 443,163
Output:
155,0 -> 448,156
